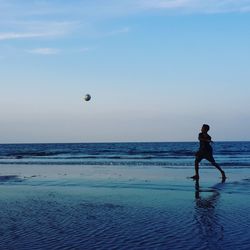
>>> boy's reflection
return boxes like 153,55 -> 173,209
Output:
194,179 -> 225,248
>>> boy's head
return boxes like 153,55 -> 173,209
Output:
201,124 -> 210,133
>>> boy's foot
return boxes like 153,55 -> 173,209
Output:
221,171 -> 227,180
191,175 -> 199,180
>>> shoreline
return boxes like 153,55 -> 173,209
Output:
0,163 -> 249,183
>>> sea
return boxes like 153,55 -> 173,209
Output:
0,141 -> 250,168
1,142 -> 250,250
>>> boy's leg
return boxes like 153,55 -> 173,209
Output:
211,161 -> 226,179
207,155 -> 226,179
194,159 -> 200,178
192,154 -> 202,179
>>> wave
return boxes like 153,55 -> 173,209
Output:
0,150 -> 196,159
1,142 -> 250,168
0,159 -> 250,168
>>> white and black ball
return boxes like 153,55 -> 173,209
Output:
84,94 -> 91,101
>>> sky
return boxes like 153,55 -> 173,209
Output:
1,0 -> 250,143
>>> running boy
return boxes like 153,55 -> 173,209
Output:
192,124 -> 226,180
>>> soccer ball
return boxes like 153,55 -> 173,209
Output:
84,94 -> 91,101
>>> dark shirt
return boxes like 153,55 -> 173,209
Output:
198,132 -> 212,153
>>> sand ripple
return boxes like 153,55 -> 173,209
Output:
0,196 -> 205,250
0,179 -> 250,250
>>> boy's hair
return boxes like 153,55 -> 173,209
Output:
202,124 -> 210,131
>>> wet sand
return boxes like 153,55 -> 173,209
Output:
0,165 -> 250,250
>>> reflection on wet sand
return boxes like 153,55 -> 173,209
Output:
194,179 -> 225,249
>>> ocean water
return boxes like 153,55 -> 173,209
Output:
0,141 -> 250,168
0,142 -> 250,250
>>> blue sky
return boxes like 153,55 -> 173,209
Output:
1,0 -> 250,143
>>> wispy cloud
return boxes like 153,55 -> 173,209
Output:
79,47 -> 91,53
0,0 -> 250,43
117,26 -> 130,33
0,32 -> 44,41
27,48 -> 60,55
139,0 -> 191,9
108,27 -> 130,35
138,0 -> 250,13
68,0 -> 250,15
27,47 -> 94,55
0,21 -> 78,41
1,1 -> 250,24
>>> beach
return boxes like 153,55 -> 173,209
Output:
0,163 -> 250,250
2,1 -> 249,248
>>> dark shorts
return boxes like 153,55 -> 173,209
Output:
195,150 -> 215,163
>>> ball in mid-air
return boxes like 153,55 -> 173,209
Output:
84,94 -> 91,101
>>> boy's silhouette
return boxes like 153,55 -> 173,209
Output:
192,124 -> 226,180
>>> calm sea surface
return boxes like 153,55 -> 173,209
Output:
0,141 -> 250,168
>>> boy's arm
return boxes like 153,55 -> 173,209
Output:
198,133 -> 212,142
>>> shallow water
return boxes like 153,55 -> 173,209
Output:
0,168 -> 249,250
